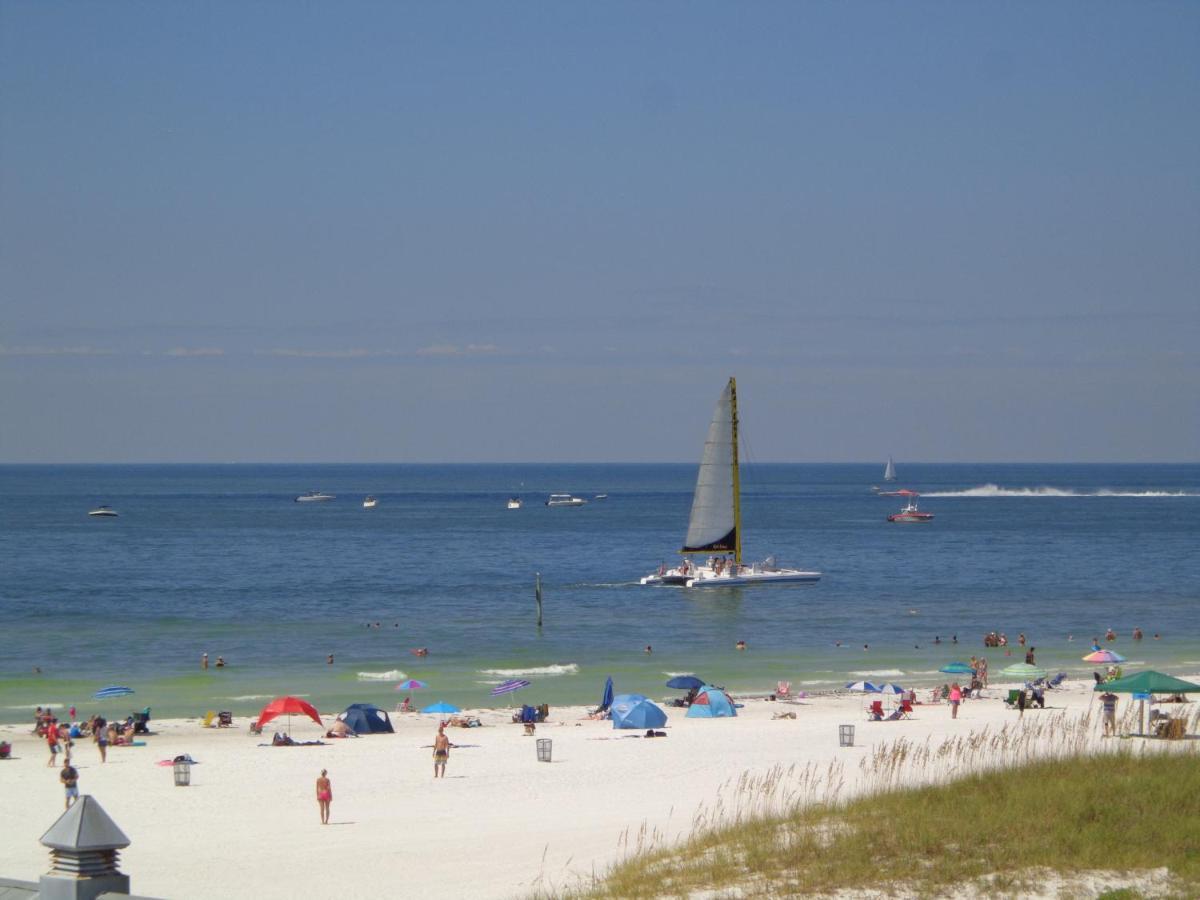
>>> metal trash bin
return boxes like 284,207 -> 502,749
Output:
173,758 -> 191,786
536,738 -> 552,763
838,724 -> 854,747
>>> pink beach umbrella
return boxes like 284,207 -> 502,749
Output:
394,679 -> 427,691
1082,650 -> 1126,664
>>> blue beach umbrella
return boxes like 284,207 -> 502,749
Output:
845,681 -> 881,693
94,686 -> 135,700
490,679 -> 531,697
939,662 -> 976,676
665,675 -> 705,691
421,701 -> 461,714
599,676 -> 614,712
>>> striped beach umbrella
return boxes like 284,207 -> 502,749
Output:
490,679 -> 531,697
93,686 -> 135,700
1082,649 -> 1126,664
394,679 -> 427,691
877,683 -> 906,694
845,681 -> 881,693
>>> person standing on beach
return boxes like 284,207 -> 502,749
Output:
95,720 -> 108,763
46,725 -> 60,767
433,724 -> 450,778
61,760 -> 79,810
1101,691 -> 1118,737
316,769 -> 332,824
949,683 -> 962,719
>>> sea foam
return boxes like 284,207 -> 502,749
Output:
850,669 -> 905,678
356,670 -> 407,681
922,484 -> 1197,498
479,664 -> 579,677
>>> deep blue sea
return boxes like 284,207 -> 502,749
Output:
2,463 -> 1198,722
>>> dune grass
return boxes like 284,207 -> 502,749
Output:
566,750 -> 1200,899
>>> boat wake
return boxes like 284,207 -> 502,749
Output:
356,669 -> 407,681
479,663 -> 579,677
921,484 -> 1197,498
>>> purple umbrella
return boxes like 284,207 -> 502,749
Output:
394,679 -> 427,691
490,679 -> 531,697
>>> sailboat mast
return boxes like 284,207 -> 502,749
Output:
729,377 -> 742,566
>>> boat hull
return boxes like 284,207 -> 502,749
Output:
88,510 -> 118,517
887,513 -> 934,523
686,569 -> 822,587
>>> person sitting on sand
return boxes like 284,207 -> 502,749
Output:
326,720 -> 353,738
400,696 -> 413,713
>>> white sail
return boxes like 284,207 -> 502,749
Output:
884,457 -> 896,481
682,380 -> 737,554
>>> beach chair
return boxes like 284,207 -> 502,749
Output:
899,699 -> 914,718
1048,672 -> 1067,688
201,711 -> 216,728
248,720 -> 262,735
776,681 -> 792,700
1005,689 -> 1021,708
868,700 -> 884,721
217,711 -> 233,727
885,708 -> 903,721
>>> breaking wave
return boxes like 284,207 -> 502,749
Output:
922,484 -> 1197,498
223,694 -> 275,702
479,663 -> 579,677
850,669 -> 905,678
356,669 -> 407,681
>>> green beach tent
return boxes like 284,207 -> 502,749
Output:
1091,670 -> 1200,694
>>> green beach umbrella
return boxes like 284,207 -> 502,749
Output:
1091,671 -> 1200,694
1000,663 -> 1047,680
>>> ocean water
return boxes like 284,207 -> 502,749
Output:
2,463 -> 1198,723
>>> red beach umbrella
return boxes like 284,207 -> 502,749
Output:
257,696 -> 323,734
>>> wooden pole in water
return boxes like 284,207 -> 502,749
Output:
535,572 -> 543,627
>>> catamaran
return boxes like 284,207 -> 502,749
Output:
641,377 -> 821,588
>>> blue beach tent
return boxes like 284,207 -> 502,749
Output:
337,703 -> 394,735
686,686 -> 737,718
610,694 -> 667,730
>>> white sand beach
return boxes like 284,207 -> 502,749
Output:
0,680 -> 1192,899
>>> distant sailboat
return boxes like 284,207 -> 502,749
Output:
641,378 -> 820,587
884,457 -> 897,482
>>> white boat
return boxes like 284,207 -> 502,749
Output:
884,457 -> 897,482
887,491 -> 934,523
593,494 -> 608,500
363,496 -> 378,509
641,377 -> 821,588
88,505 -> 118,518
546,493 -> 587,507
507,497 -> 522,509
295,491 -> 336,503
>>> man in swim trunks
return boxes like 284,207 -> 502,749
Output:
61,760 -> 79,810
433,724 -> 450,778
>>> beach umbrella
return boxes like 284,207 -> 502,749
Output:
394,679 -> 427,691
599,675 -> 614,712
1000,663 -> 1047,681
421,701 -> 461,714
845,681 -> 881,693
1082,650 -> 1126,664
256,696 -> 323,735
665,675 -> 705,691
939,662 -> 976,676
93,686 -> 135,700
490,679 -> 531,697
877,683 -> 906,694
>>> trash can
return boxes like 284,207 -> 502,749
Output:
838,724 -> 854,747
173,758 -> 191,786
536,738 -> 552,763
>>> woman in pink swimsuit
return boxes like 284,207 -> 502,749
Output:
316,769 -> 332,824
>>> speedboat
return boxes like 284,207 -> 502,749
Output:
507,497 -> 522,509
546,493 -> 587,507
641,377 -> 820,588
88,505 -> 118,518
363,496 -> 377,509
295,491 -> 336,503
887,491 -> 934,523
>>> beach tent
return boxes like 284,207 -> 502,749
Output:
1093,671 -> 1200,737
686,686 -> 737,718
610,694 -> 667,730
337,703 -> 394,735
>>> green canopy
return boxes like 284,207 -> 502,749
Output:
1092,670 -> 1200,694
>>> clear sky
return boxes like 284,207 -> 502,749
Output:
2,2 -> 1197,462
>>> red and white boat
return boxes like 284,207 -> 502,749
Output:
887,490 -> 934,523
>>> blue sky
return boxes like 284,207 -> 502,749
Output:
2,2 -> 1197,462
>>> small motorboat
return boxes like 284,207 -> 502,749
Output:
295,491 -> 336,503
887,491 -> 934,523
546,493 -> 587,507
88,505 -> 118,518
363,496 -> 377,509
506,497 -> 522,510
593,494 -> 608,500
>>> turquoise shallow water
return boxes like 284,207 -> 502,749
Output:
2,463 -> 1198,723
